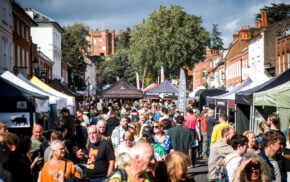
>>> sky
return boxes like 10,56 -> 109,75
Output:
17,0 -> 290,47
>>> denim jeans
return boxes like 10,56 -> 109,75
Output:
207,136 -> 211,156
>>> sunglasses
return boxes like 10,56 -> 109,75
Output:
246,163 -> 260,172
129,126 -> 135,129
153,125 -> 160,128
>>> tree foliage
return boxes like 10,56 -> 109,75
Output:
100,28 -> 136,85
209,24 -> 223,51
62,23 -> 90,90
256,3 -> 290,24
129,5 -> 209,82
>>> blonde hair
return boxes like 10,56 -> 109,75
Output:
115,152 -> 132,169
0,122 -> 7,130
165,151 -> 190,182
129,122 -> 140,138
258,122 -> 269,134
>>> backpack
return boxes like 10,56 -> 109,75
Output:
214,155 -> 238,182
106,168 -> 128,182
214,163 -> 228,182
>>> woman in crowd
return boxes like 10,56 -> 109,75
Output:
114,131 -> 135,156
40,140 -> 80,182
155,151 -> 191,182
160,118 -> 173,134
243,131 -> 260,154
233,153 -> 271,182
128,121 -> 140,142
153,121 -> 173,154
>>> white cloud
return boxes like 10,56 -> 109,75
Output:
224,19 -> 240,31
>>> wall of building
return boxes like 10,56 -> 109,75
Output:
0,0 -> 14,73
276,30 -> 290,74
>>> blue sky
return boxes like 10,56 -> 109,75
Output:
17,0 -> 290,47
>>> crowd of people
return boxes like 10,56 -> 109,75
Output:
0,97 -> 289,182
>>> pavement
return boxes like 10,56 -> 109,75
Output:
188,157 -> 209,182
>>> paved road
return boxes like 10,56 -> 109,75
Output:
188,158 -> 208,182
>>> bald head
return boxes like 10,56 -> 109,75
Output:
32,124 -> 43,140
130,142 -> 155,173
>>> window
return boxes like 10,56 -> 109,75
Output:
17,46 -> 20,67
202,70 -> 207,79
2,38 -> 7,69
2,1 -> 8,24
287,53 -> 290,70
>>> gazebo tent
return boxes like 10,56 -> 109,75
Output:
188,86 -> 206,99
235,68 -> 290,133
0,77 -> 48,112
198,89 -> 227,111
49,79 -> 83,97
0,77 -> 49,135
1,71 -> 50,113
206,77 -> 252,108
102,79 -> 143,99
30,76 -> 76,114
146,80 -> 178,99
253,81 -> 290,132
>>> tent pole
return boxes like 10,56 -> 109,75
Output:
249,105 -> 253,132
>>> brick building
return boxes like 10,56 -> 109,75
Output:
12,2 -> 37,78
225,28 -> 250,88
276,22 -> 290,74
192,47 -> 224,90
87,29 -> 123,56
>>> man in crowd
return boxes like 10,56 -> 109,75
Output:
259,130 -> 286,182
206,109 -> 218,154
111,117 -> 129,148
105,111 -> 120,137
77,125 -> 115,182
1,132 -> 32,182
60,107 -> 75,142
200,108 -> 208,160
208,127 -> 235,181
168,115 -> 192,156
28,124 -> 48,160
210,113 -> 233,148
108,142 -> 155,182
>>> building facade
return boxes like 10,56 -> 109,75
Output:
276,23 -> 290,74
192,47 -> 224,90
225,28 -> 250,88
12,2 -> 37,78
0,0 -> 13,73
25,8 -> 64,79
87,29 -> 123,56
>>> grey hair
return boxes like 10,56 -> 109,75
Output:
51,140 -> 65,150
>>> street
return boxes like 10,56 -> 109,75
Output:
188,158 -> 208,182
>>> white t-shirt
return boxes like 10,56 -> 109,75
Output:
225,153 -> 242,182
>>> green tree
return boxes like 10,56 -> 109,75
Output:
129,5 -> 209,82
209,24 -> 223,51
100,49 -> 136,85
118,28 -> 131,50
256,3 -> 290,24
62,23 -> 90,90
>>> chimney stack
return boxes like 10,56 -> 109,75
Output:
261,11 -> 268,26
